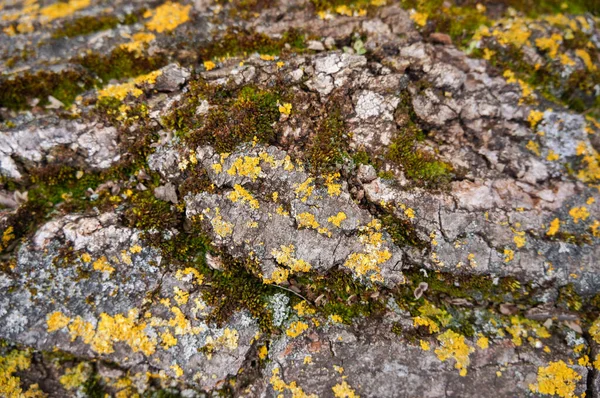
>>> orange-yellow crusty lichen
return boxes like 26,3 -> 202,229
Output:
144,1 -> 191,33
227,156 -> 262,180
0,349 -> 41,398
590,316 -> 600,344
328,212 -> 347,227
270,367 -> 317,397
529,360 -> 581,398
271,244 -> 312,273
547,218 -> 560,236
210,213 -> 234,238
332,380 -> 359,398
295,177 -> 315,202
39,0 -> 90,22
410,11 -> 428,27
265,267 -> 290,284
286,321 -> 309,338
296,212 -> 320,229
92,256 -> 115,274
569,206 -> 590,224
228,184 -> 259,209
47,311 -> 71,332
503,248 -> 514,263
68,316 -> 95,344
294,301 -> 316,317
97,70 -> 162,100
503,70 -> 534,101
278,102 -> 292,115
435,330 -> 474,377
343,220 -> 390,282
535,33 -> 563,59
120,32 -> 156,53
476,336 -> 489,349
324,172 -> 342,196
575,49 -> 597,71
59,363 -> 89,390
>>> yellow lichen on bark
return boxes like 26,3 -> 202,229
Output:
529,360 -> 581,398
144,1 -> 191,33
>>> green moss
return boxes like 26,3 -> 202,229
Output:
377,207 -> 428,249
294,269 -> 386,324
557,284 -> 583,311
0,70 -> 93,110
386,124 -> 453,187
310,0 -> 374,12
77,47 -> 167,84
164,81 -> 282,153
198,28 -> 306,61
305,103 -> 349,171
51,15 -> 120,39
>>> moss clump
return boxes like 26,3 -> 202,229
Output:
293,269 -> 387,324
51,15 -> 121,39
164,81 -> 282,153
377,207 -> 428,249
0,70 -> 93,110
198,28 -> 306,61
305,103 -> 349,171
386,124 -> 452,187
77,47 -> 167,84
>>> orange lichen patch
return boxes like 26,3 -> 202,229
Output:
90,310 -> 156,356
228,184 -> 259,209
264,267 -> 290,284
343,220 -> 390,282
547,218 -> 560,236
92,256 -> 115,274
526,140 -> 541,156
271,244 -> 312,273
59,363 -> 89,390
476,336 -> 489,350
332,381 -> 359,398
204,60 -> 216,71
410,11 -> 428,27
46,311 -> 71,332
505,316 -> 550,347
575,49 -> 597,71
503,248 -> 514,263
529,360 -> 581,398
210,213 -> 234,238
296,212 -> 320,229
324,172 -> 342,197
120,32 -> 156,53
97,70 -> 162,100
435,330 -> 474,377
39,0 -> 90,22
175,267 -> 204,284
328,212 -> 347,227
503,70 -> 534,101
286,321 -> 309,338
295,177 -> 315,202
227,156 -> 262,180
270,367 -> 317,397
68,317 -> 95,344
569,207 -> 589,224
278,102 -> 292,115
535,33 -> 562,59
144,1 -> 191,33
294,301 -> 316,317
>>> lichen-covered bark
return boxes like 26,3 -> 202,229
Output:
1,0 -> 600,397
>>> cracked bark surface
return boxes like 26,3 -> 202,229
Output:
1,0 -> 600,397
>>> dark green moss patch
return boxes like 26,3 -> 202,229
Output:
77,48 -> 167,84
0,70 -> 93,110
198,28 -> 306,61
51,15 -> 120,39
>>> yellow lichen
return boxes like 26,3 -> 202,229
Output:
228,184 -> 259,209
526,140 -> 541,156
227,156 -> 262,180
476,336 -> 489,350
328,212 -> 347,227
258,345 -> 268,360
535,34 -> 563,59
68,316 -> 95,344
210,214 -> 234,238
324,173 -> 342,197
296,212 -> 320,229
294,301 -> 316,317
547,218 -> 560,236
503,248 -> 514,263
569,207 -> 589,224
120,32 -> 156,53
279,102 -> 292,115
435,330 -> 474,377
144,1 -> 191,33
343,220 -> 390,282
47,311 -> 71,332
59,363 -> 89,390
411,11 -> 428,27
92,256 -> 115,274
529,360 -> 581,398
295,178 -> 315,202
286,321 -> 309,338
170,364 -> 184,378
420,340 -> 431,351
332,381 -> 359,398
204,60 -> 216,71
271,244 -> 312,273
575,49 -> 596,71
39,0 -> 90,22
